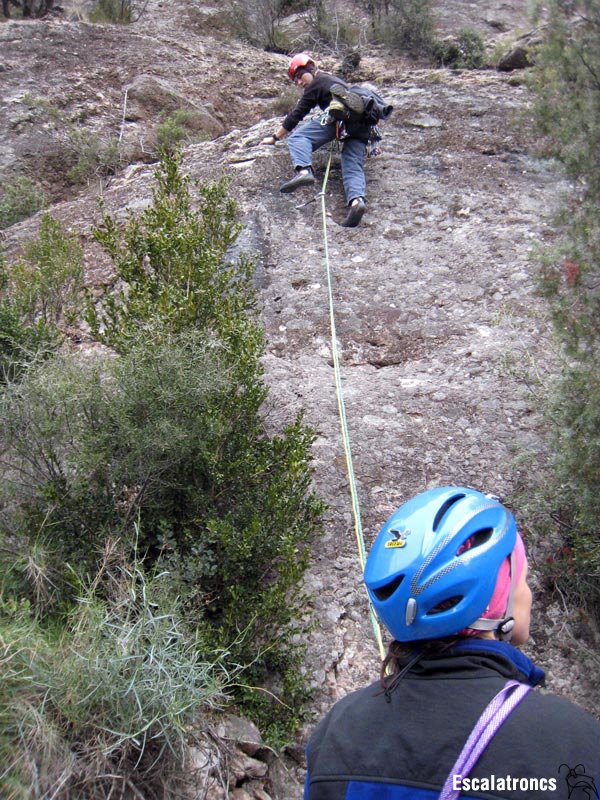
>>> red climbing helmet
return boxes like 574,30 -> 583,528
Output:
288,53 -> 316,80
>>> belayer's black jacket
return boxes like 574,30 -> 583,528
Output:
304,640 -> 600,800
282,72 -> 373,142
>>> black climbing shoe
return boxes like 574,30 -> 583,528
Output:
342,197 -> 366,228
280,169 -> 315,193
330,84 -> 365,116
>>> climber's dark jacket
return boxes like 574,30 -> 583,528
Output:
304,640 -> 600,800
282,71 -> 372,142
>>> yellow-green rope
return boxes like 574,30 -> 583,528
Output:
317,148 -> 386,661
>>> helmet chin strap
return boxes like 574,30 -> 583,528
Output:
468,550 -> 516,642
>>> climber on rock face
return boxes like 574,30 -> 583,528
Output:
261,53 -> 374,228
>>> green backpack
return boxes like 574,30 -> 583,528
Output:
329,83 -> 394,126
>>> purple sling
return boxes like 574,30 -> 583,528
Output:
439,679 -> 532,800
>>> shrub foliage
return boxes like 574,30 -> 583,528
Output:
433,28 -> 486,69
0,151 -> 324,793
0,558 -> 228,799
86,153 -> 261,365
0,213 -> 82,383
0,176 -> 47,230
89,0 -> 149,23
0,333 -> 321,654
155,109 -> 209,153
366,0 -> 437,56
529,0 -> 600,616
224,0 -> 301,51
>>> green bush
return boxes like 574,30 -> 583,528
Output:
0,176 -> 47,230
0,280 -> 59,385
0,333 -> 322,667
2,151 -> 324,738
309,0 -> 363,50
270,85 -> 301,116
67,130 -> 121,185
528,0 -> 600,618
6,213 -> 83,327
0,558 -> 228,799
224,0 -> 300,50
0,214 -> 82,382
433,28 -> 486,69
268,25 -> 293,53
89,0 -> 133,23
86,151 -> 260,364
155,109 -> 209,154
373,0 -> 436,57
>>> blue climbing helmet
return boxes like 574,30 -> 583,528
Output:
364,486 -> 517,642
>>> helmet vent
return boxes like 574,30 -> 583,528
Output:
457,528 -> 493,555
373,574 -> 404,602
426,595 -> 462,615
432,494 -> 466,531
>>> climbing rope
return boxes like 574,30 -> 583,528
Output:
317,147 -> 386,661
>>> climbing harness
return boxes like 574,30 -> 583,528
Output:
318,112 -> 348,141
318,145 -> 386,661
